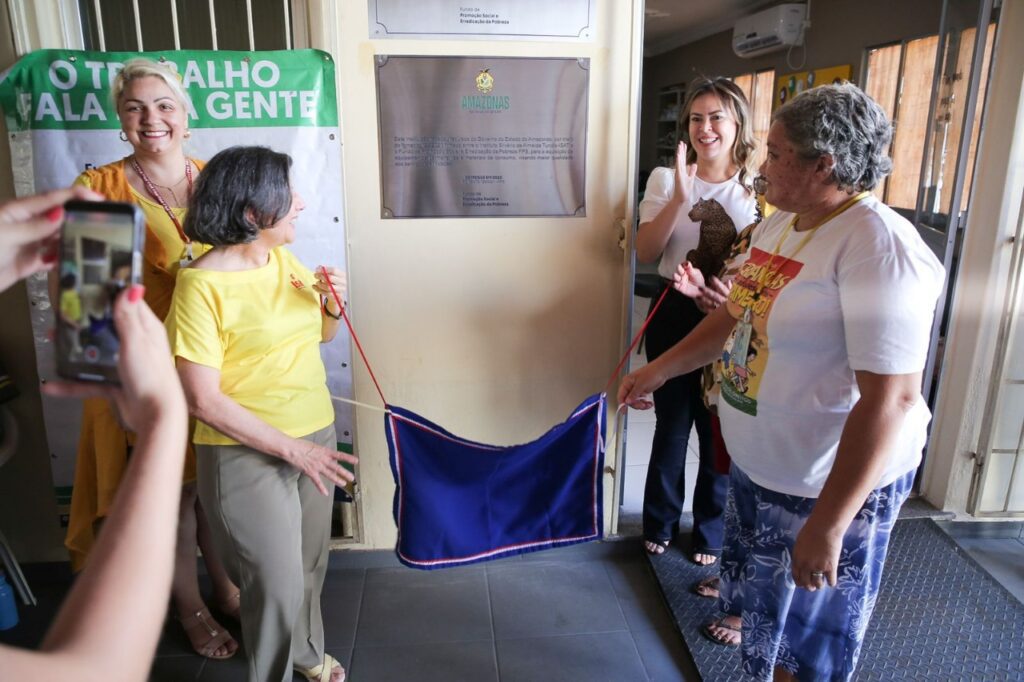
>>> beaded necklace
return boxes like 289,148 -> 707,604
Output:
130,156 -> 195,261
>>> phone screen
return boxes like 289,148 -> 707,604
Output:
55,201 -> 145,384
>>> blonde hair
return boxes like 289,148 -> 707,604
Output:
111,58 -> 191,112
678,76 -> 757,188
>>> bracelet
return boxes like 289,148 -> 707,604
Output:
322,298 -> 342,320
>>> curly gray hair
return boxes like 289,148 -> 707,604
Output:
772,83 -> 893,192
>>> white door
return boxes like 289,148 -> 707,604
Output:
334,1 -> 644,547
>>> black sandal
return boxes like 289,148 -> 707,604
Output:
690,550 -> 719,566
642,539 -> 669,555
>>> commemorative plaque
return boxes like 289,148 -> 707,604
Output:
369,0 -> 594,40
377,56 -> 588,218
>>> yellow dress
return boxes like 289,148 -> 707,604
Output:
64,157 -> 209,570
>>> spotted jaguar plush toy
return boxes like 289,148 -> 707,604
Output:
686,198 -> 737,279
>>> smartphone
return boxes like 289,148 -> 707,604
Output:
55,200 -> 145,384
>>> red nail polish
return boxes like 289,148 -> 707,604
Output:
45,207 -> 63,222
127,284 -> 145,302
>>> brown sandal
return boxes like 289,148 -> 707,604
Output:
691,576 -> 721,599
179,607 -> 237,660
701,616 -> 741,647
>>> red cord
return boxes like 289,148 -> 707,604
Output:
321,266 -> 387,407
323,264 -> 670,406
603,284 -> 671,395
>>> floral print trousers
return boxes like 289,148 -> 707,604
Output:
719,465 -> 915,681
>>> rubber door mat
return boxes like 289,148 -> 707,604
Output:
647,518 -> 1024,680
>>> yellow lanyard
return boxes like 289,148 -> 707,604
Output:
754,192 -> 870,297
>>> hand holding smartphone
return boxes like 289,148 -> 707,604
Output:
55,200 -> 145,384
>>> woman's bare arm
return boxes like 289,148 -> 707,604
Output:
1,286 -> 187,682
176,358 -> 356,497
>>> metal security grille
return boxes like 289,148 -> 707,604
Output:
75,0 -> 300,52
971,180 -> 1024,518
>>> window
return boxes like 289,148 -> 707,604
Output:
942,23 -> 996,214
733,70 -> 774,172
76,0 -> 300,51
864,24 -> 995,213
872,36 -> 939,209
864,43 -> 902,203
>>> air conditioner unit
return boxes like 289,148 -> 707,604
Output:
733,4 -> 807,58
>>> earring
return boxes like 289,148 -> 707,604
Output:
184,129 -> 191,139
119,131 -> 128,142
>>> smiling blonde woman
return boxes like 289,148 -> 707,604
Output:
635,76 -> 758,566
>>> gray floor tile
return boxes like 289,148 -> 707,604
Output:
350,640 -> 498,682
515,538 -> 638,563
355,565 -> 492,646
630,627 -> 699,682
148,653 -> 205,681
328,548 -> 404,570
496,631 -> 648,682
938,519 -> 1024,539
197,653 -> 247,681
604,557 -> 677,632
953,536 -> 1024,604
489,561 -> 627,639
321,568 -> 365,650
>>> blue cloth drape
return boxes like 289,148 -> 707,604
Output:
385,393 -> 606,569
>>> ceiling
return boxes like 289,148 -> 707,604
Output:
643,0 -> 782,56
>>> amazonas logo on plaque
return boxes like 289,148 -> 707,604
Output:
462,68 -> 509,112
475,68 -> 494,93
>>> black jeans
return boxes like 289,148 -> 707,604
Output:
641,286 -> 728,554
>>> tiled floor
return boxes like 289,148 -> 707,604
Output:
2,540 -> 700,682
939,520 -> 1024,604
4,523 -> 1023,681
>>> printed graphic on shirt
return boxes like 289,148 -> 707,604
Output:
686,198 -> 737,279
719,246 -> 804,416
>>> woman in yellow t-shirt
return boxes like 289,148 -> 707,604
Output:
65,58 -> 239,660
168,146 -> 357,682
58,272 -> 84,356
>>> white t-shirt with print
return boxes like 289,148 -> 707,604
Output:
716,194 -> 945,498
638,167 -> 756,279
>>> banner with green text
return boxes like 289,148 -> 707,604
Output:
0,49 -> 351,511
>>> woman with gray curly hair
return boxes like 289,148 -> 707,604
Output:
620,82 -> 944,680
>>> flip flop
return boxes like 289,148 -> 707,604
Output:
296,653 -> 345,682
701,617 -> 741,647
691,576 -> 720,599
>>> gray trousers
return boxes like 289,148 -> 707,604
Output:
196,424 -> 335,682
